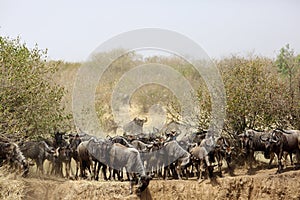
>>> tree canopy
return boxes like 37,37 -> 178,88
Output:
0,36 -> 69,140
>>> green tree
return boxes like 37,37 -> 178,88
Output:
197,56 -> 290,137
0,36 -> 68,140
275,44 -> 300,128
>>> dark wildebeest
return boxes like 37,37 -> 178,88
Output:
261,129 -> 300,173
0,142 -> 29,177
238,129 -> 274,170
214,136 -> 234,176
86,139 -> 151,194
109,135 -> 133,148
52,146 -> 72,178
70,133 -> 107,180
161,140 -> 191,180
76,141 -> 94,179
68,133 -> 82,178
19,141 -> 54,174
53,131 -> 68,148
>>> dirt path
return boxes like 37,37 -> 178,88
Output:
1,167 -> 300,200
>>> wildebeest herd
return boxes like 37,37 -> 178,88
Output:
1,117 -> 300,194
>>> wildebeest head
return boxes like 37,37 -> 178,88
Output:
69,134 -> 82,151
54,146 -> 72,162
54,131 -> 68,148
134,117 -> 148,127
137,174 -> 152,194
216,137 -> 234,164
238,130 -> 255,153
260,130 -> 281,153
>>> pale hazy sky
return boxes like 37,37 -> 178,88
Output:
1,0 -> 299,62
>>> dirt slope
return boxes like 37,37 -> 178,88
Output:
1,167 -> 300,200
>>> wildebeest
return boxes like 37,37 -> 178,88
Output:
190,145 -> 214,181
109,135 -> 133,148
261,129 -> 300,173
86,138 -> 151,194
214,136 -> 234,176
53,131 -> 68,148
238,129 -> 274,170
76,141 -> 94,178
130,140 -> 153,153
69,133 -> 108,180
123,117 -> 147,136
161,140 -> 191,180
68,134 -> 82,178
0,141 -> 29,177
19,141 -> 54,174
146,140 -> 164,178
52,146 -> 72,178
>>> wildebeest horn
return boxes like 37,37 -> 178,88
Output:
271,138 -> 277,143
223,137 -> 229,147
237,133 -> 245,137
144,117 -> 148,123
260,135 -> 268,142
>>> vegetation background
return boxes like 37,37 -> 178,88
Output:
1,36 -> 299,141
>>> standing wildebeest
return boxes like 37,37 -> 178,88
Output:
0,142 -> 29,177
68,134 -> 82,178
261,129 -> 300,173
214,136 -> 234,176
123,117 -> 147,136
162,140 -> 191,180
192,137 -> 217,180
52,146 -> 72,178
76,141 -> 94,178
190,145 -> 214,181
53,131 -> 68,148
238,129 -> 274,170
86,138 -> 151,194
19,141 -> 54,174
146,140 -> 164,178
70,133 -> 107,180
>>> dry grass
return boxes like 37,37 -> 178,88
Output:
0,166 -> 25,200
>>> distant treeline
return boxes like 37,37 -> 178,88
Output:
1,36 -> 299,140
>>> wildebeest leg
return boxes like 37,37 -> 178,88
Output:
289,153 -> 294,166
128,173 -> 134,195
102,164 -> 108,180
268,152 -> 275,168
36,158 -> 44,174
198,159 -> 205,182
176,165 -> 182,180
65,160 -> 71,178
57,161 -> 63,177
216,153 -> 222,177
294,149 -> 300,169
163,165 -> 169,180
277,150 -> 284,174
126,171 -> 130,182
93,161 -> 99,180
75,160 -> 80,179
170,163 -> 177,179
108,167 -> 113,180
249,150 -> 254,170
